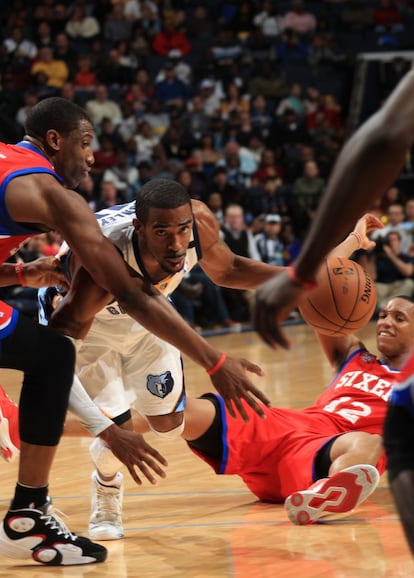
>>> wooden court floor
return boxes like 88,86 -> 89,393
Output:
0,322 -> 413,577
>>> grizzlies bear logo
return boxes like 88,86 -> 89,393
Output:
147,371 -> 174,398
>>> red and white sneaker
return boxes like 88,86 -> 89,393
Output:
0,385 -> 19,462
284,464 -> 380,525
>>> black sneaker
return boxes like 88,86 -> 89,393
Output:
0,499 -> 107,565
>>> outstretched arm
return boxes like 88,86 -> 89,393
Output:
254,69 -> 414,348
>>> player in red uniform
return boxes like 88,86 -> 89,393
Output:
253,69 -> 414,548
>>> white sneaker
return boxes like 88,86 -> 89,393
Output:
89,471 -> 124,541
284,464 -> 380,525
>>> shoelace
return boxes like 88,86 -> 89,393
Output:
94,486 -> 121,522
40,508 -> 76,541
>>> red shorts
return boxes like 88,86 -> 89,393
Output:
190,395 -> 386,502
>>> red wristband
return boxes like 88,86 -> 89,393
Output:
349,231 -> 362,249
15,262 -> 27,287
287,266 -> 317,290
206,353 -> 227,376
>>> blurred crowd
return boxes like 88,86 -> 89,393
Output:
1,0 -> 414,331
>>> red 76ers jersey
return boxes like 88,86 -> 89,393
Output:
0,141 -> 63,263
311,348 -> 400,433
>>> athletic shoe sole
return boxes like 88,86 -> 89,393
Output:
284,464 -> 380,525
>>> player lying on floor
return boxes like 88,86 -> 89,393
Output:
1,212 -> 397,531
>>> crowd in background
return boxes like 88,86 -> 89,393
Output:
1,0 -> 414,332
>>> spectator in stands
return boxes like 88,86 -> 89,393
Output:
4,26 -> 38,64
182,95 -> 211,142
31,46 -> 69,90
250,94 -> 274,140
198,79 -> 222,117
253,148 -> 284,184
308,32 -> 347,67
281,0 -> 317,39
76,173 -> 98,211
255,213 -> 285,266
402,198 -> 414,246
186,5 -> 214,40
276,82 -> 306,118
102,148 -> 140,202
132,120 -> 163,164
209,27 -> 243,72
73,54 -> 97,93
123,0 -> 159,24
65,2 -> 100,46
103,2 -> 132,47
33,0 -> 68,36
152,13 -> 192,56
52,32 -> 78,80
210,166 -> 243,206
34,20 -> 53,49
96,179 -> 124,211
248,61 -> 290,99
219,82 -> 250,121
15,90 -> 39,130
206,191 -> 225,224
253,0 -> 282,43
371,201 -> 413,254
280,216 -> 302,263
154,60 -> 190,111
373,0 -> 404,33
161,49 -> 192,85
95,47 -> 135,90
160,114 -> 197,170
90,134 -> 117,185
85,83 -> 123,128
276,29 -> 309,62
176,166 -> 207,202
293,159 -> 325,217
221,203 -> 261,321
141,98 -> 170,138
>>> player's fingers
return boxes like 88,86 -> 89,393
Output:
142,454 -> 167,478
223,397 -> 237,419
136,462 -> 157,485
229,395 -> 250,423
246,384 -> 271,408
241,360 -> 264,376
127,464 -> 143,486
240,392 -> 266,418
146,447 -> 168,468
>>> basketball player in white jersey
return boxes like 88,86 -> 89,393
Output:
39,177 -> 291,540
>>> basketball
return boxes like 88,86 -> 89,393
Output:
298,256 -> 376,336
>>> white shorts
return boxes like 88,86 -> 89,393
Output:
75,311 -> 186,419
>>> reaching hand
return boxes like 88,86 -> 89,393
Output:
208,355 -> 269,421
22,256 -> 70,290
353,213 -> 384,251
100,424 -> 168,485
253,271 -> 306,349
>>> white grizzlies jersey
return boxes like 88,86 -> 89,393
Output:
94,201 -> 202,320
73,201 -> 201,417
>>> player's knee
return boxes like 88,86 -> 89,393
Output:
147,412 -> 185,440
89,437 -> 122,477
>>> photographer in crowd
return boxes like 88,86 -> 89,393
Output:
373,230 -> 414,309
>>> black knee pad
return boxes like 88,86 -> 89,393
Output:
1,315 -> 76,445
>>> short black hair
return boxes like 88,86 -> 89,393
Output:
25,97 -> 92,139
135,178 -> 191,223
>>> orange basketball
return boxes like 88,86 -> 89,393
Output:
299,256 -> 376,336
